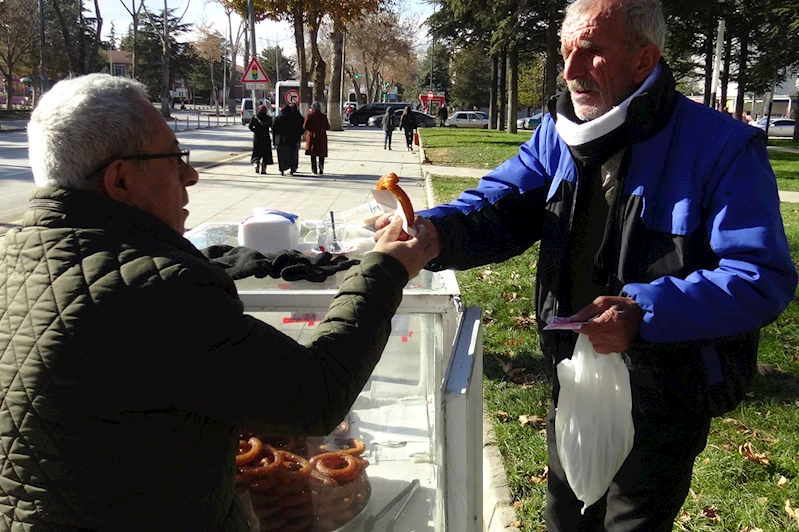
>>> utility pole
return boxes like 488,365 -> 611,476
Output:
247,0 -> 257,106
38,0 -> 48,95
710,19 -> 725,110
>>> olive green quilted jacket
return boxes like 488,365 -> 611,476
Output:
0,187 -> 408,531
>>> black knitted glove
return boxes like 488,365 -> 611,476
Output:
201,245 -> 360,282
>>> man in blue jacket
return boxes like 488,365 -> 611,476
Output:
379,0 -> 797,530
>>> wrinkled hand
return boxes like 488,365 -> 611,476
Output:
373,215 -> 440,279
570,296 -> 644,354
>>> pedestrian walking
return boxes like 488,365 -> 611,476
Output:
437,105 -> 448,127
290,103 -> 304,174
399,106 -> 417,152
382,107 -> 395,150
248,105 -> 273,175
271,105 -> 300,175
303,101 -> 330,175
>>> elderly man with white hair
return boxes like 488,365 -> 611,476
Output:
378,0 -> 797,529
0,74 -> 439,530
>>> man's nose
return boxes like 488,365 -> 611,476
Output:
183,165 -> 199,187
563,52 -> 583,81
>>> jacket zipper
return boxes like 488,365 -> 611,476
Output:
554,161 -> 582,318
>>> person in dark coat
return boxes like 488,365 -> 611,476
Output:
271,104 -> 297,176
399,106 -> 417,152
382,107 -> 395,150
437,105 -> 448,127
248,105 -> 273,174
303,101 -> 330,175
290,103 -> 305,174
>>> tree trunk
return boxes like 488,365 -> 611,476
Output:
160,0 -> 171,118
78,4 -> 87,73
1,66 -> 12,111
720,32 -> 731,114
132,0 -> 139,79
792,104 -> 798,142
734,23 -> 748,120
308,14 -> 325,107
51,0 -> 78,74
327,20 -> 344,131
292,6 -> 309,111
489,53 -> 498,129
498,47 -> 507,131
507,45 -> 518,133
703,27 -> 714,107
545,1 -> 560,102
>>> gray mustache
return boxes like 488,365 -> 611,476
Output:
568,79 -> 599,92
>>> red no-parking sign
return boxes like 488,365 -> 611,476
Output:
285,89 -> 300,105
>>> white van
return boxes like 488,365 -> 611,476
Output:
241,98 -> 271,125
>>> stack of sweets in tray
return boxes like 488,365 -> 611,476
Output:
235,422 -> 370,531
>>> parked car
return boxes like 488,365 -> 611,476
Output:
516,112 -> 544,130
367,109 -> 437,128
348,102 -> 413,126
445,111 -> 489,128
755,117 -> 795,138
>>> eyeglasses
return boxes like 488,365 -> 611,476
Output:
119,149 -> 190,167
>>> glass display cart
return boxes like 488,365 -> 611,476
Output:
186,223 -> 484,532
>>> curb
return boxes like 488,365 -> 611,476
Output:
483,408 -> 522,532
418,134 -> 522,531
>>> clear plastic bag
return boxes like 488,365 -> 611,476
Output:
555,334 -> 635,513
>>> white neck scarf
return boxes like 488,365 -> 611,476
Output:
555,64 -> 661,147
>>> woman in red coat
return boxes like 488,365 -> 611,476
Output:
303,101 -> 330,175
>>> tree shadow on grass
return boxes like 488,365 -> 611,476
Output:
483,349 -> 552,384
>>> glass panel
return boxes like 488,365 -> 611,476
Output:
245,311 -> 443,531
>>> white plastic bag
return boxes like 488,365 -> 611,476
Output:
555,334 -> 635,513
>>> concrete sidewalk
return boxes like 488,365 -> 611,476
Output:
186,127 -> 427,229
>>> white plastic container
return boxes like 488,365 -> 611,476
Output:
238,209 -> 300,254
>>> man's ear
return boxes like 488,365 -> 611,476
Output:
633,43 -> 661,84
101,160 -> 130,203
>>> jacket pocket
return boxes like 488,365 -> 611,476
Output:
640,196 -> 700,236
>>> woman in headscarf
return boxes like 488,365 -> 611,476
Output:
271,104 -> 296,176
382,107 -> 395,150
248,105 -> 273,174
303,102 -> 330,175
399,106 -> 417,152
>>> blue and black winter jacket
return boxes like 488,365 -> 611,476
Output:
419,65 -> 797,417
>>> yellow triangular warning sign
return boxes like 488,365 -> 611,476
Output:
242,58 -> 270,83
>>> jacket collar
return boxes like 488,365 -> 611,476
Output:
548,58 -> 679,166
23,187 -> 207,260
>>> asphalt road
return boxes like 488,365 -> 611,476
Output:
0,120 -> 253,236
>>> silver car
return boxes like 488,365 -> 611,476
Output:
445,111 -> 489,129
755,117 -> 795,138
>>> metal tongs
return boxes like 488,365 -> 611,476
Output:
363,478 -> 420,532
329,210 -> 342,252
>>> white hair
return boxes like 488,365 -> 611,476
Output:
28,74 -> 155,192
565,0 -> 666,51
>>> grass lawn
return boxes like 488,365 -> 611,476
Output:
432,176 -> 799,531
770,151 -> 799,192
419,127 -> 533,169
421,129 -> 799,193
0,109 -> 31,120
770,139 -> 799,149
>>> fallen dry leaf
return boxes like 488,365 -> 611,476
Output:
778,476 -> 789,489
784,500 -> 799,523
512,313 -> 536,327
702,457 -> 710,464
741,527 -> 764,532
678,511 -> 691,523
494,356 -> 514,375
701,505 -> 721,522
477,268 -> 494,281
530,466 -> 549,484
755,497 -> 769,504
518,414 -> 546,428
512,501 -> 522,508
496,410 -> 510,423
509,521 -> 521,528
739,442 -> 770,466
758,363 -> 788,376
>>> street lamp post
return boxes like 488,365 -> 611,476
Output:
38,0 -> 48,95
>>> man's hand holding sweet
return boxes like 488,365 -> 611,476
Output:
373,216 -> 440,279
569,296 -> 644,354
